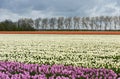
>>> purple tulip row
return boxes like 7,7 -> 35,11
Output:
0,61 -> 118,79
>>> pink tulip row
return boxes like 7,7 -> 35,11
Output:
0,61 -> 119,79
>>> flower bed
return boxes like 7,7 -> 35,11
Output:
0,61 -> 118,79
0,35 -> 120,73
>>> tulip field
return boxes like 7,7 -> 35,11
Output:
0,34 -> 120,79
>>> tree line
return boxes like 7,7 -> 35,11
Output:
0,16 -> 120,31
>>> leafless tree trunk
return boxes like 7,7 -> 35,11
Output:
49,18 -> 56,30
113,16 -> 118,30
35,18 -> 41,30
57,17 -> 64,30
41,18 -> 48,30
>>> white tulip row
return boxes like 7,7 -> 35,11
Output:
0,34 -> 120,70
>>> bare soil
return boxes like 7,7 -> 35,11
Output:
0,31 -> 120,34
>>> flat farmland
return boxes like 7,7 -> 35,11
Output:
0,34 -> 120,74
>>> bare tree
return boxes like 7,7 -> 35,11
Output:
118,16 -> 120,30
73,16 -> 80,30
89,17 -> 94,30
93,16 -> 100,30
107,16 -> 113,30
113,16 -> 118,30
64,17 -> 72,30
17,18 -> 34,30
35,18 -> 41,30
67,17 -> 72,30
41,18 -> 48,30
103,16 -> 109,30
49,17 -> 57,30
99,16 -> 104,30
18,19 -> 24,28
27,18 -> 34,28
81,17 -> 88,30
64,17 -> 69,29
57,17 -> 64,30
85,17 -> 90,30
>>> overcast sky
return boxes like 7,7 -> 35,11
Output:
0,0 -> 120,21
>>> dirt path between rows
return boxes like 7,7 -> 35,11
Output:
0,31 -> 120,35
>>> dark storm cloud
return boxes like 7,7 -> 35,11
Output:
0,0 -> 120,21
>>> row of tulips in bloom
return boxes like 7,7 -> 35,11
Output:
0,61 -> 119,79
0,35 -> 120,74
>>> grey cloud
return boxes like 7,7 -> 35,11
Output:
87,1 -> 120,16
0,0 -> 120,21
